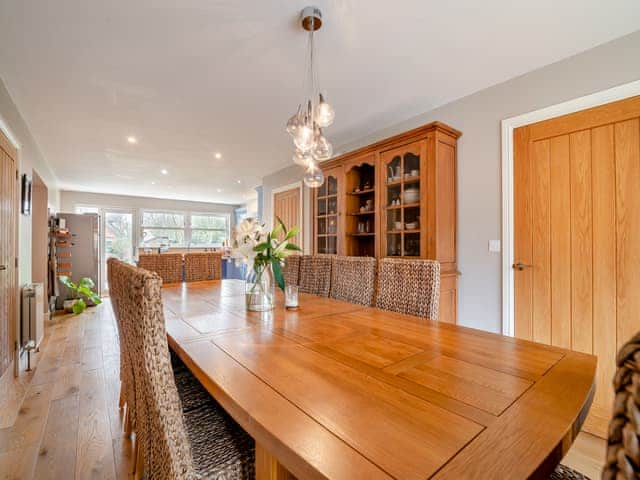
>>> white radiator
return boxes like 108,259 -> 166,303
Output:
21,283 -> 44,349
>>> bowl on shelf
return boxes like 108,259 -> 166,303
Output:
403,187 -> 420,204
405,222 -> 418,230
394,221 -> 403,231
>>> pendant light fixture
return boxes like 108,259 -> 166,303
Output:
286,6 -> 334,188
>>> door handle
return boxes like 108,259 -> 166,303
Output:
0,265 -> 6,271
512,262 -> 533,271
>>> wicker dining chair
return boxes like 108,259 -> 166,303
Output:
184,252 -> 222,282
330,256 -> 377,306
298,254 -> 333,297
137,253 -> 184,284
108,259 -> 255,479
548,464 -> 588,479
283,255 -> 301,287
375,258 -> 441,320
107,258 -> 138,438
603,331 -> 640,480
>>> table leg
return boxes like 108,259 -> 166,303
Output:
255,442 -> 296,480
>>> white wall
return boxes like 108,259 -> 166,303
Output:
0,77 -> 59,288
262,30 -> 640,333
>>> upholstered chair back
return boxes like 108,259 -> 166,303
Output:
283,255 -> 301,287
330,256 -> 377,306
107,257 -> 137,432
184,252 -> 222,282
108,259 -> 196,479
604,332 -> 640,480
298,255 -> 333,297
375,258 -> 440,320
137,253 -> 184,284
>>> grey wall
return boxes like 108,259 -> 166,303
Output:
0,77 -> 59,288
262,30 -> 640,333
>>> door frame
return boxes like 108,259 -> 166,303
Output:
271,181 -> 303,247
101,208 -> 136,293
501,79 -> 640,336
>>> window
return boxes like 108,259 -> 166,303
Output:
141,211 -> 186,247
139,210 -> 229,248
190,214 -> 229,247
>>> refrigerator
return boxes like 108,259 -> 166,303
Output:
55,213 -> 101,309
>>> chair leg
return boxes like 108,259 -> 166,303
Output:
134,437 -> 144,480
130,434 -> 139,476
118,385 -> 125,409
124,406 -> 132,436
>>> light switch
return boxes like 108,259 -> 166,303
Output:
488,240 -> 501,253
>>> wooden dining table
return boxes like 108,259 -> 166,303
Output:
163,280 -> 596,480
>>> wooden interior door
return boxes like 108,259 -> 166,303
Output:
0,131 -> 18,379
273,185 -> 301,247
514,95 -> 640,437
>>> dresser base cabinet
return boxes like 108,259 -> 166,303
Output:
439,271 -> 458,324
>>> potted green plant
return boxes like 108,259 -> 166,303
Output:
59,276 -> 102,314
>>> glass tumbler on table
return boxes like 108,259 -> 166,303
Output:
285,285 -> 299,310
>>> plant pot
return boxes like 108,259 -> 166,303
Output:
63,298 -> 81,313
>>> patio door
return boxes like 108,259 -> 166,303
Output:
102,210 -> 134,291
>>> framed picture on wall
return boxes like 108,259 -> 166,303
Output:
21,174 -> 32,216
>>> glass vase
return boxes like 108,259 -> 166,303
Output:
245,263 -> 275,311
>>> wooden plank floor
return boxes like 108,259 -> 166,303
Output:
0,300 -> 606,479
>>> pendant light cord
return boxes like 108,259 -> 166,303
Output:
309,16 -> 316,125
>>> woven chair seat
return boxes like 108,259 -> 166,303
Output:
172,352 -> 255,479
549,464 -> 589,479
184,403 -> 255,479
171,352 -> 213,414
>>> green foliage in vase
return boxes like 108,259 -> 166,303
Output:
231,216 -> 301,291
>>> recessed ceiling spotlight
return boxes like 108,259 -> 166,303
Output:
161,169 -> 168,175
216,188 -> 222,193
127,136 -> 138,144
214,152 -> 222,159
151,181 -> 156,185
236,179 -> 241,184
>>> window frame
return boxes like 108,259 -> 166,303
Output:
138,208 -> 230,248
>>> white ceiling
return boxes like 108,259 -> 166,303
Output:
1,1 -> 639,204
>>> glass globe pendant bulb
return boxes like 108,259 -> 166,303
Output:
293,123 -> 314,152
293,149 -> 312,167
312,130 -> 333,161
303,161 -> 325,188
286,104 -> 303,136
315,93 -> 335,128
